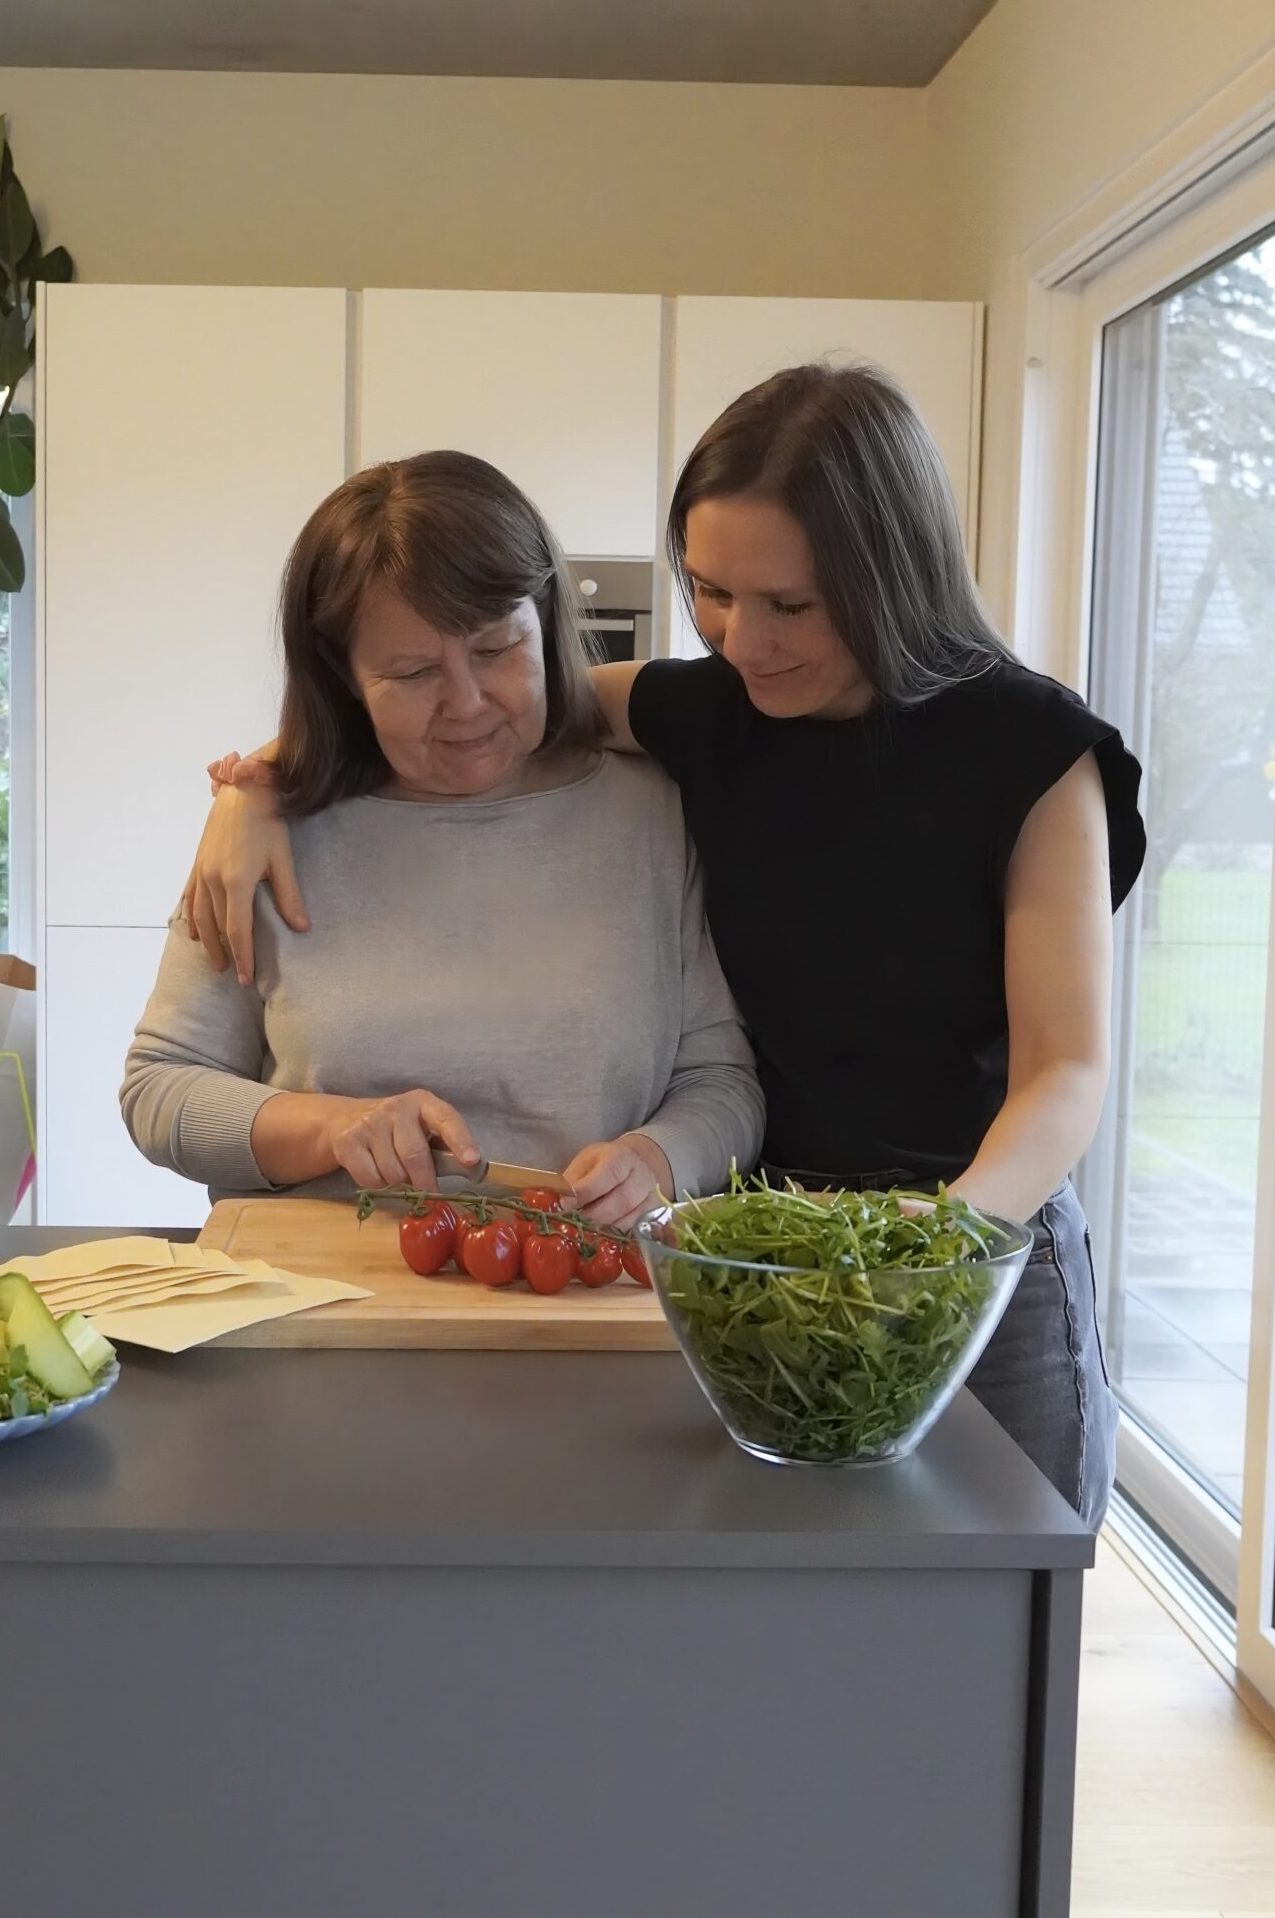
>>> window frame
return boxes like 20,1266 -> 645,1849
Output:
5,486 -> 37,966
1017,139 -> 1275,1704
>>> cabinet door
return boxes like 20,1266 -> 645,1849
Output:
666,298 -> 984,653
359,291 -> 663,558
41,928 -> 209,1228
40,284 -> 349,928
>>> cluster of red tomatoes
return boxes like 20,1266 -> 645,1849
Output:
398,1187 -> 651,1296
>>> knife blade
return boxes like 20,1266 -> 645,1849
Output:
432,1151 -> 573,1195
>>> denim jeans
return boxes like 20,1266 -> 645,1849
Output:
965,1179 -> 1118,1531
759,1166 -> 1118,1529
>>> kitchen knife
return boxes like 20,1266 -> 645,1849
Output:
432,1151 -> 573,1195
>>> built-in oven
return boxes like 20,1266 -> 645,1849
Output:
568,559 -> 653,663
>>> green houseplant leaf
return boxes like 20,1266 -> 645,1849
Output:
14,224 -> 40,282
32,244 -> 72,284
0,178 -> 34,271
0,305 -> 31,389
28,244 -> 72,314
0,497 -> 24,593
0,119 -> 75,589
0,410 -> 35,495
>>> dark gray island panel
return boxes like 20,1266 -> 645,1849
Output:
8,1560 -> 1034,1918
0,1229 -> 1094,1917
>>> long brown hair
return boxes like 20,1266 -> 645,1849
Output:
276,452 -> 601,814
668,362 -> 1007,706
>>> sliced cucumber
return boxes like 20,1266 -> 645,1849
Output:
0,1272 -> 94,1399
57,1310 -> 116,1379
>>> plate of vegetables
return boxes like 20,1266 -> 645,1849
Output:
636,1174 -> 1033,1467
0,1272 -> 119,1442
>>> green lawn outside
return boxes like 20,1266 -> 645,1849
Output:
1132,864 -> 1270,1191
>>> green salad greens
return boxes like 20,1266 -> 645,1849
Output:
657,1174 -> 1010,1463
0,1343 -> 59,1421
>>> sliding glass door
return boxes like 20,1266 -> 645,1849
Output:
1087,227 -> 1274,1520
1075,171 -> 1275,1705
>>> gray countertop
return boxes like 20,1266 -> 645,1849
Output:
0,1226 -> 1094,1573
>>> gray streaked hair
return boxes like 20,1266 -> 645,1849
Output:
667,361 -> 1009,706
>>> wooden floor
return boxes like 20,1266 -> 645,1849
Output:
1073,1538 -> 1275,1915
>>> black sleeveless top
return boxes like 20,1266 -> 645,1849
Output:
630,652 -> 1146,1185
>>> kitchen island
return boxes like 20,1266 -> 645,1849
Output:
0,1227 -> 1092,1918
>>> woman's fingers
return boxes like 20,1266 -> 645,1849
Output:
223,877 -> 259,985
365,1131 -> 412,1190
582,1171 -> 647,1229
610,1195 -> 659,1233
229,755 -> 279,790
267,838 -> 311,935
190,875 -> 230,972
418,1094 -> 481,1168
333,1092 -> 476,1191
561,1143 -> 608,1204
190,789 -> 299,984
334,1136 -> 384,1190
565,1141 -> 660,1228
206,751 -> 242,795
335,1117 -> 409,1190
390,1104 -> 437,1188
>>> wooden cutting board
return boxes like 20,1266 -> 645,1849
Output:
197,1198 -> 675,1351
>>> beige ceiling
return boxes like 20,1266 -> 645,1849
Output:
1,0 -> 997,88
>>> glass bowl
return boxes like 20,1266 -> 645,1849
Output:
637,1195 -> 1033,1467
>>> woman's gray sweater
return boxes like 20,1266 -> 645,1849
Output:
121,754 -> 764,1202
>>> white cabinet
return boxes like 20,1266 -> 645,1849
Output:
665,298 -> 983,654
358,291 -> 663,558
41,285 -> 349,928
38,285 -> 348,1223
42,928 -> 208,1228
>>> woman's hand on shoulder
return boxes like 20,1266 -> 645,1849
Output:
563,1132 -> 672,1230
206,748 -> 281,796
181,777 -> 308,985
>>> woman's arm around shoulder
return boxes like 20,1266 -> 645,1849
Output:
181,767 -> 309,985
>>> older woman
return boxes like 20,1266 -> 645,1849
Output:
121,452 -> 763,1226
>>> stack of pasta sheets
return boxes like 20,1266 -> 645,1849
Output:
16,1237 -> 370,1352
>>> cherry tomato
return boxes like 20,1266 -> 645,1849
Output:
506,1202 -> 551,1251
462,1221 -> 521,1288
399,1204 -> 457,1277
451,1210 -> 480,1269
519,1187 -> 564,1217
523,1230 -> 577,1295
577,1238 -> 623,1288
621,1241 -> 651,1288
551,1219 -> 581,1251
